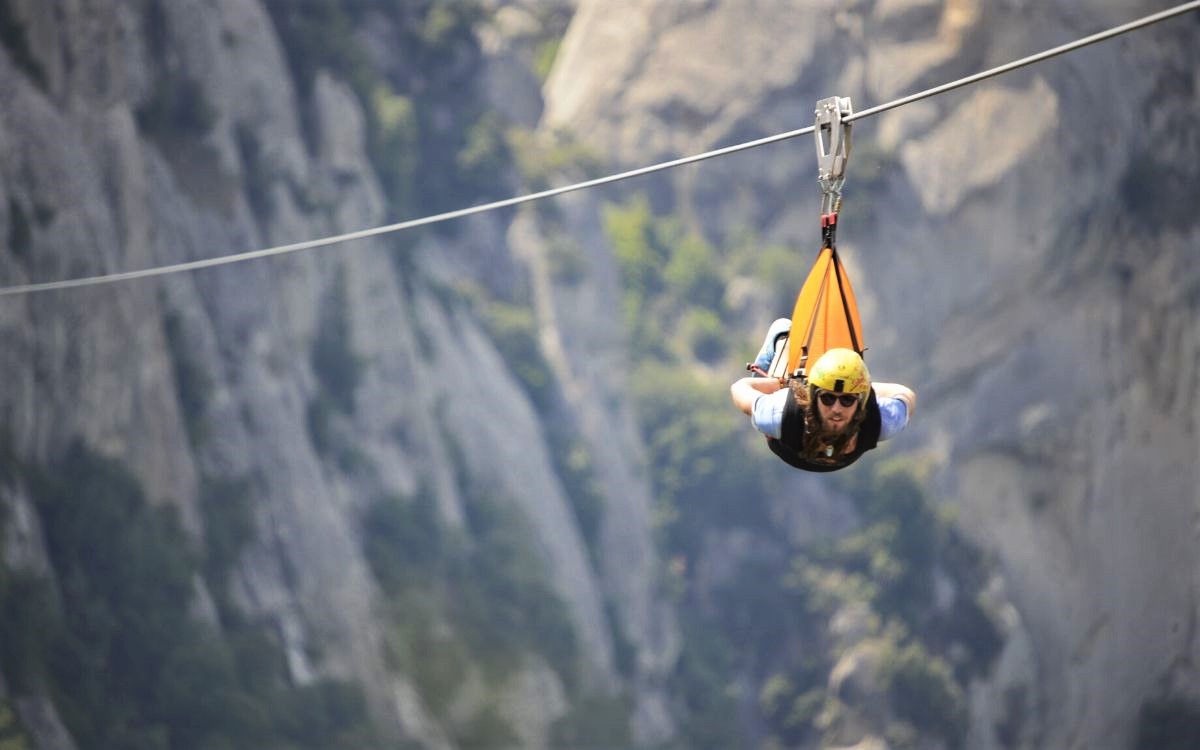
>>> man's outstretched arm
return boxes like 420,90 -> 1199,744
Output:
872,382 -> 917,417
730,377 -> 785,417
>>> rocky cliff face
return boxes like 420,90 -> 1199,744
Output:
0,0 -> 672,747
0,0 -> 1196,748
545,0 -> 1200,748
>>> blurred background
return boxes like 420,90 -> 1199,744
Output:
0,1 -> 1197,748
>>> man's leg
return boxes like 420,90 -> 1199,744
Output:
753,318 -> 791,373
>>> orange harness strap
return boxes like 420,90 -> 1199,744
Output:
783,213 -> 865,380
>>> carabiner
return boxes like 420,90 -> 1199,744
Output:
814,96 -> 853,216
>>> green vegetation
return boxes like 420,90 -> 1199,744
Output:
6,200 -> 31,260
162,310 -> 213,448
878,638 -> 967,745
684,468 -> 995,747
668,619 -> 742,749
663,232 -> 724,311
477,299 -> 553,407
361,482 -> 580,728
370,85 -> 420,212
3,198 -> 52,263
458,110 -> 509,183
263,0 -> 508,217
605,195 -> 801,366
525,3 -> 574,83
306,398 -> 364,474
262,0 -> 373,99
534,38 -> 563,82
462,492 -> 578,684
260,0 -> 377,151
550,691 -> 633,749
634,360 -> 769,551
647,461 -> 995,748
605,601 -> 638,679
234,124 -> 280,222
361,488 -> 442,594
451,703 -> 519,749
1120,147 -> 1198,231
681,307 -> 726,363
0,434 -> 16,487
544,234 -> 589,284
135,75 -> 218,143
307,268 -> 371,473
1135,697 -> 1200,750
733,228 -> 813,317
730,471 -> 995,747
604,196 -> 796,744
601,195 -> 1002,746
507,128 -> 603,192
0,2 -> 45,89
198,475 -> 257,619
0,567 -> 56,693
469,285 -> 608,567
134,1 -> 227,208
545,434 -> 605,567
360,484 -> 576,676
0,440 -> 386,749
604,195 -> 672,356
759,675 -> 824,745
0,703 -> 32,750
136,2 -> 217,142
311,268 -> 363,416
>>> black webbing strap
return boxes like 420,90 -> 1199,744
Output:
820,211 -> 862,356
830,246 -> 861,355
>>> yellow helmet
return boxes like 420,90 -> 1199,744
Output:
807,348 -> 870,395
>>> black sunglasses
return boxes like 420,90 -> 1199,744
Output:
817,391 -> 861,408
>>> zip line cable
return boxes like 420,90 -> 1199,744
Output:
847,0 -> 1200,122
1,0 -> 1196,298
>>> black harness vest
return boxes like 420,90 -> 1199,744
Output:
767,389 -> 882,472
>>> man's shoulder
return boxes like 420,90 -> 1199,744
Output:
875,396 -> 910,441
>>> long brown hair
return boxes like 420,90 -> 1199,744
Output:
788,379 -> 868,458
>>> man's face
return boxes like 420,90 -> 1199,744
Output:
816,390 -> 861,434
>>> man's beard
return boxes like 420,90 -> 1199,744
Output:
815,410 -> 856,439
818,423 -> 850,439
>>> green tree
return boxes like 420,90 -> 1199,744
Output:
878,640 -> 967,747
10,441 -> 386,749
664,232 -> 724,310
0,702 -> 32,750
605,195 -> 667,350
